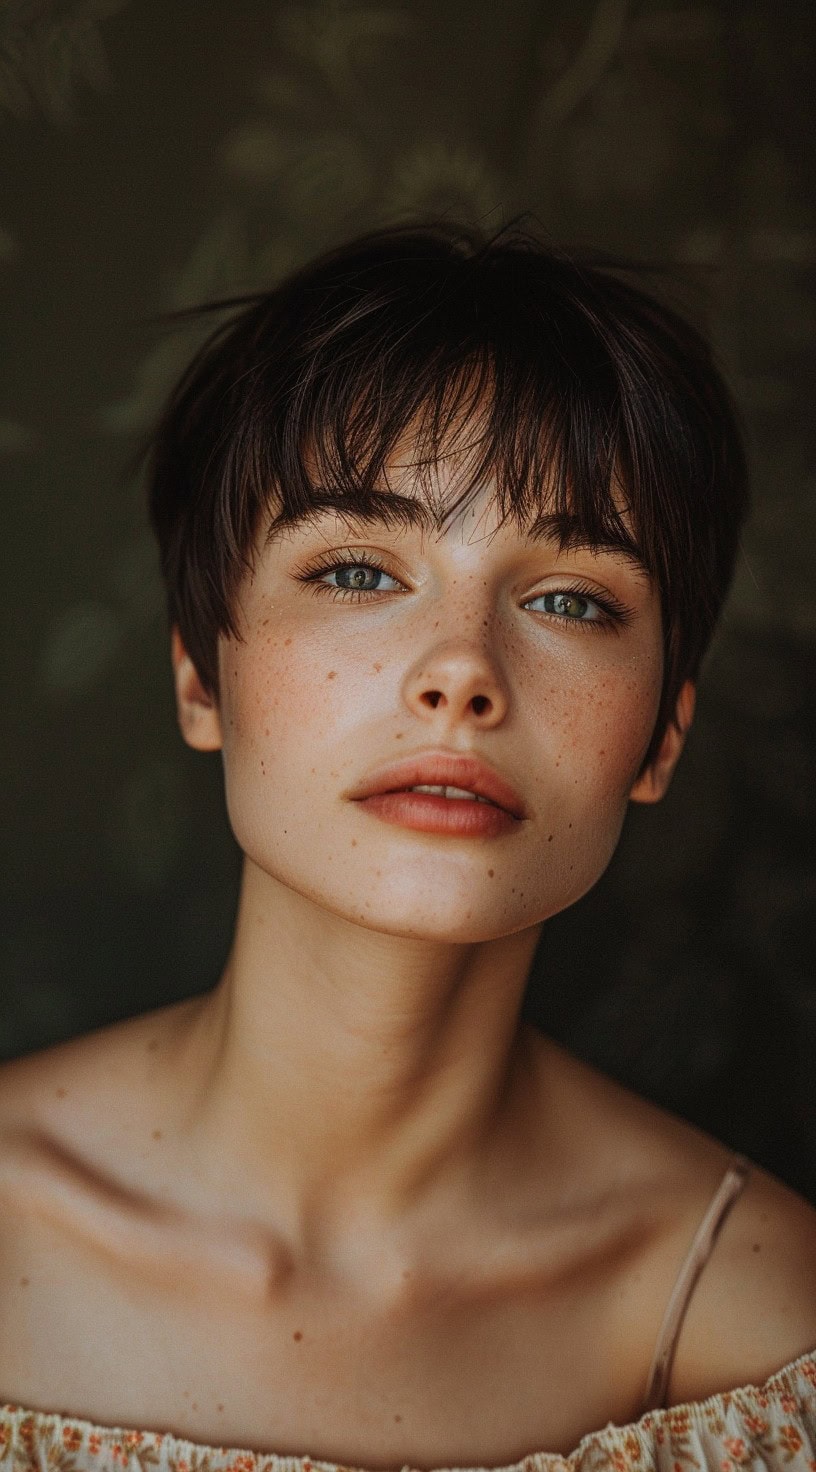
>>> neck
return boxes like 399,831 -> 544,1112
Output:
170,858 -> 544,1237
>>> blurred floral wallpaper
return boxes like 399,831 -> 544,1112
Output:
1,1 -> 814,1194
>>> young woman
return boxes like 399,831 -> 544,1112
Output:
1,222 -> 815,1472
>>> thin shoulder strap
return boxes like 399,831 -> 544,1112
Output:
641,1152 -> 752,1413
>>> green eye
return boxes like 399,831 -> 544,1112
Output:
551,592 -> 589,618
313,559 -> 403,595
335,564 -> 384,591
527,591 -> 600,620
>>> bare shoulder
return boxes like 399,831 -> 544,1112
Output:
0,998 -> 204,1384
0,997 -> 198,1207
531,1037 -> 816,1403
665,1156 -> 816,1402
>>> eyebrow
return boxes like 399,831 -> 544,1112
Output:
265,489 -> 651,577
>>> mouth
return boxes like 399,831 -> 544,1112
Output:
346,752 -> 526,820
397,784 -> 497,804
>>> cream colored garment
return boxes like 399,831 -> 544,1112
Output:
3,1353 -> 816,1472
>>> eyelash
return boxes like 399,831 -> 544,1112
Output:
296,549 -> 399,604
294,550 -> 634,629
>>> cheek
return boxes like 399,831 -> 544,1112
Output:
222,630 -> 333,740
520,631 -> 662,795
575,671 -> 661,786
216,641 -> 342,867
527,666 -> 662,914
218,631 -> 375,802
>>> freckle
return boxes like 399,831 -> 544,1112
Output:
147,1038 -> 158,1051
395,732 -> 403,739
326,670 -> 336,680
394,1414 -> 403,1423
284,637 -> 292,646
547,834 -> 553,842
152,1129 -> 163,1140
55,1087 -> 66,1099
19,1276 -> 29,1287
351,839 -> 357,847
752,1242 -> 761,1253
488,869 -> 494,877
183,1390 -> 190,1399
191,1401 -> 198,1411
375,869 -> 381,876
373,663 -> 382,672
293,1330 -> 303,1341
217,1404 -> 224,1414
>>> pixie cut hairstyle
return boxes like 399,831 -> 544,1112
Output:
146,220 -> 749,768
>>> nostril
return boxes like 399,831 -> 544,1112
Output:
471,695 -> 490,715
422,690 -> 443,708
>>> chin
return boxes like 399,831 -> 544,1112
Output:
362,908 -> 533,944
311,876 -> 566,944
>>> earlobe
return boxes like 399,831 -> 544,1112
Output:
629,679 -> 696,805
171,627 -> 223,752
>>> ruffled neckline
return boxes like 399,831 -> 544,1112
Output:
2,1347 -> 816,1472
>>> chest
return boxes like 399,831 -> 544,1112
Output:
0,1207 -> 651,1468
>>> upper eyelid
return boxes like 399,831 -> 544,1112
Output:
524,581 -> 611,606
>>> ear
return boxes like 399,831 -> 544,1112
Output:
171,626 -> 223,752
629,679 -> 696,805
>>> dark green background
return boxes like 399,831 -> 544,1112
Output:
2,1 -> 814,1194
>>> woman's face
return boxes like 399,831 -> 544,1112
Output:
177,474 -> 688,943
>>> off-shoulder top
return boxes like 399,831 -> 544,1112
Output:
3,1153 -> 815,1472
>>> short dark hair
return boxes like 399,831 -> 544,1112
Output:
145,219 -> 749,769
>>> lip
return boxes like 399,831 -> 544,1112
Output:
346,751 -> 526,820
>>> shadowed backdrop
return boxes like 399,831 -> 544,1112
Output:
1,0 -> 814,1196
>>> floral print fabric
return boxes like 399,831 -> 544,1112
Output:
1,1350 -> 815,1472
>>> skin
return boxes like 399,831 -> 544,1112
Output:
1,464 -> 816,1467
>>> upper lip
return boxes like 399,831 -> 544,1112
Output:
346,751 -> 526,819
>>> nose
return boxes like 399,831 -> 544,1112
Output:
401,639 -> 509,729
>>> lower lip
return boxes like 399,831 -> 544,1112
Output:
355,791 -> 519,837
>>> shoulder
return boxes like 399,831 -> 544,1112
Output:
665,1157 -> 816,1404
534,1040 -> 816,1406
0,998 -> 197,1212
